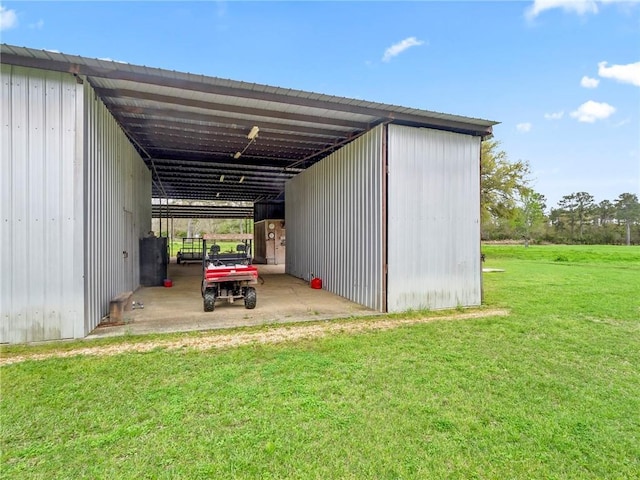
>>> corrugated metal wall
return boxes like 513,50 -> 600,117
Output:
285,125 -> 384,311
387,125 -> 481,311
254,200 -> 284,223
0,65 -> 150,343
1,65 -> 86,343
84,81 -> 151,335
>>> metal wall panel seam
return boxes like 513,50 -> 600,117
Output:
32,72 -> 47,339
44,70 -> 60,338
0,65 -> 13,342
71,76 -> 85,340
13,67 -> 29,342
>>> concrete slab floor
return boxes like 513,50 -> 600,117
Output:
88,263 -> 378,338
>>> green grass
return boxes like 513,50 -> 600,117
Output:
2,245 -> 639,479
482,243 -> 639,264
170,240 -> 241,257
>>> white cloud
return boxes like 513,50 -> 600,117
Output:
29,19 -> 44,29
526,0 -> 599,19
517,122 -> 533,132
382,37 -> 425,62
581,76 -> 600,88
598,61 -> 640,87
544,111 -> 564,120
526,0 -> 640,19
600,0 -> 640,5
0,6 -> 18,30
570,100 -> 616,123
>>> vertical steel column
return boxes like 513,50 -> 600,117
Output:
381,123 -> 388,313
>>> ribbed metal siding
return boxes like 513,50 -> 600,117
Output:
84,81 -> 150,335
1,65 -> 85,343
387,125 -> 481,311
254,201 -> 284,223
285,125 -> 384,311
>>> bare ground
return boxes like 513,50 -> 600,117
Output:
0,309 -> 509,366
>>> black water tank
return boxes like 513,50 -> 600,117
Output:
140,237 -> 168,286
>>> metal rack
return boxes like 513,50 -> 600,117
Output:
176,237 -> 205,265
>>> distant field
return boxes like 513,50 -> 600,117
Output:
1,245 -> 639,478
482,243 -> 640,264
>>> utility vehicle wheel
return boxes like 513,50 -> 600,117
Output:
244,287 -> 257,309
203,290 -> 216,312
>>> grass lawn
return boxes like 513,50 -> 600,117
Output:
169,240 -> 243,257
1,245 -> 639,478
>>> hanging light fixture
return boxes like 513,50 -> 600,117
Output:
233,126 -> 260,159
247,126 -> 260,140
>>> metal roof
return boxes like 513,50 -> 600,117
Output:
1,44 -> 498,204
151,203 -> 253,219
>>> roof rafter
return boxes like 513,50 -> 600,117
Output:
94,87 -> 374,130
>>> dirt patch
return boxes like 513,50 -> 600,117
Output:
0,309 -> 509,366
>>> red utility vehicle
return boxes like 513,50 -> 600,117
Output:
201,240 -> 258,312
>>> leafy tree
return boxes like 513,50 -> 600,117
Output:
549,207 -> 564,231
597,200 -> 615,226
481,139 -> 532,225
556,192 -> 595,242
574,191 -> 596,239
512,191 -> 547,247
614,193 -> 640,245
557,194 -> 579,241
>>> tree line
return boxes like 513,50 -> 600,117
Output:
481,139 -> 640,246
151,216 -> 253,239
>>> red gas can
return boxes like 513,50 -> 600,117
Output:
164,278 -> 173,288
310,276 -> 322,289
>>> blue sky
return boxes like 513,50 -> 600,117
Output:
1,0 -> 639,209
